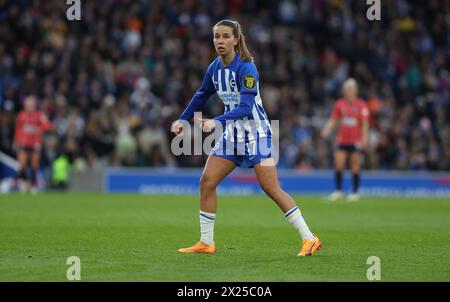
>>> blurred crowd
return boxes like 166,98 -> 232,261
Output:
0,0 -> 449,172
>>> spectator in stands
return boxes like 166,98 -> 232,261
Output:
0,0 -> 448,179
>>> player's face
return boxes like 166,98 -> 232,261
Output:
343,83 -> 357,101
213,26 -> 238,57
24,97 -> 36,111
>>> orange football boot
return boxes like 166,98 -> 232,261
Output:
298,234 -> 322,256
177,241 -> 216,254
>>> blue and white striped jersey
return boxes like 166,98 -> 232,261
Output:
179,52 -> 272,143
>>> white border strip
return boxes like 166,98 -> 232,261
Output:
0,151 -> 18,171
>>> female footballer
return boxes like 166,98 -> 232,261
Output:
321,78 -> 369,202
171,20 -> 321,256
13,95 -> 51,193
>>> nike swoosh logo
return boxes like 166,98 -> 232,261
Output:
307,240 -> 317,255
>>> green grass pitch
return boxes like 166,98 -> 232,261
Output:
0,193 -> 449,281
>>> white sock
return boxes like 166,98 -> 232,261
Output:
199,210 -> 216,246
285,206 -> 315,240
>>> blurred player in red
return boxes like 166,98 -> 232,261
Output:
13,96 -> 52,193
321,78 -> 369,202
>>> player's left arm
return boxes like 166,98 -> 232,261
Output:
360,105 -> 370,149
39,112 -> 52,132
211,62 -> 257,128
211,94 -> 254,126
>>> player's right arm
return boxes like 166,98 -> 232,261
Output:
360,104 -> 370,149
172,62 -> 216,136
321,101 -> 340,139
13,112 -> 24,151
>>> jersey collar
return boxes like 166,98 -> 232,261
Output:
220,52 -> 240,69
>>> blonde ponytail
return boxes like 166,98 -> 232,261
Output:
213,20 -> 254,62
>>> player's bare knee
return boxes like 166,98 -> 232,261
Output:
350,162 -> 360,172
260,183 -> 280,199
335,165 -> 344,172
200,174 -> 218,191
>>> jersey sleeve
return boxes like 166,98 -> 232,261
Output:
179,62 -> 216,121
213,93 -> 254,126
361,103 -> 369,121
237,62 -> 259,95
331,101 -> 341,119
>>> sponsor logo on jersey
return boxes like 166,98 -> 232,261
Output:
342,117 -> 357,126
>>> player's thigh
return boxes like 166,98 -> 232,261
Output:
253,158 -> 281,193
334,150 -> 347,170
16,150 -> 29,168
200,155 -> 237,188
30,151 -> 41,168
350,151 -> 362,172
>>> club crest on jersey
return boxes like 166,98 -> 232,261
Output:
229,78 -> 236,88
244,74 -> 256,89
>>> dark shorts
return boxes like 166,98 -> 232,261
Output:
336,144 -> 361,153
17,145 -> 41,153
